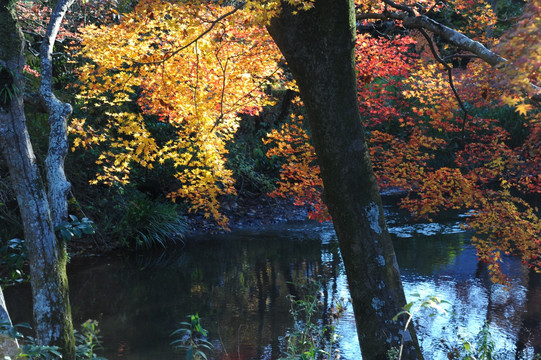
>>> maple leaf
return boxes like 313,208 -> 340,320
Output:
515,103 -> 533,116
265,17 -> 541,283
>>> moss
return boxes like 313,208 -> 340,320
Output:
0,0 -> 24,62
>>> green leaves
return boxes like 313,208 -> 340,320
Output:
55,215 -> 95,242
394,294 -> 450,321
0,66 -> 20,111
171,314 -> 213,360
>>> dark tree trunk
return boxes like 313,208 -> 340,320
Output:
0,0 -> 75,358
267,1 -> 422,358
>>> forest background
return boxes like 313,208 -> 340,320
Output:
0,0 -> 540,357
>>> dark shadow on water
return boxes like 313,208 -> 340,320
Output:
5,222 -> 342,360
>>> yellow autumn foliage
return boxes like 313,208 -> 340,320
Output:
72,0 -> 284,227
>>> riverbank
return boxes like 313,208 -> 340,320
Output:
185,194 -> 312,234
68,188 -> 411,254
65,193 -> 312,255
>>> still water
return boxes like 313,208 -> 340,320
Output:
4,206 -> 541,359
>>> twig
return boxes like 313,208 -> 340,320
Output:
418,28 -> 469,138
132,5 -> 242,66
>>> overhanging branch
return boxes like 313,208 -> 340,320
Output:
418,28 -> 469,137
133,5 -> 241,66
356,7 -> 541,101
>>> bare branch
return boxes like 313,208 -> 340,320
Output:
380,0 -> 415,16
402,15 -> 506,66
357,11 -> 506,66
40,0 -> 76,101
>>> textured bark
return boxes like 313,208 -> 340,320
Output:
40,0 -> 75,226
268,1 -> 422,359
0,286 -> 19,357
0,1 -> 76,358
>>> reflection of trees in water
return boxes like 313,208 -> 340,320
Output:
474,260 -> 528,339
515,270 -> 541,357
392,233 -> 467,276
200,236 -> 342,359
41,230 -> 343,360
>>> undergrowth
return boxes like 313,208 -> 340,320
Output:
0,319 -> 106,359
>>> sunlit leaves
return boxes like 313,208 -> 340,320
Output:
264,99 -> 330,222
71,0 -> 541,277
72,0 -> 283,227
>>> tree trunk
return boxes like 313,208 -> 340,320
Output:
0,1 -> 75,358
267,1 -> 422,359
40,0 -> 75,227
0,286 -> 18,358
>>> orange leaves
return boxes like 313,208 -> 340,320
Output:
515,103 -> 534,116
469,192 -> 541,283
496,0 -> 541,98
73,0 -> 283,226
264,111 -> 330,222
356,34 -> 416,82
265,24 -> 541,284
356,34 -> 418,127
369,129 -> 445,191
400,168 -> 479,217
446,0 -> 498,43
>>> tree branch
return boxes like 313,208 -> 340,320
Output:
356,9 -> 541,101
39,0 -> 75,227
403,15 -> 507,66
418,28 -> 469,138
380,0 -> 415,16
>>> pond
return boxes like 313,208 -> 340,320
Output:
4,205 -> 541,359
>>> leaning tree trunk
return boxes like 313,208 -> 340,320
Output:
268,1 -> 422,359
0,1 -> 75,358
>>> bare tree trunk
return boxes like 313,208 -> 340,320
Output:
0,0 -> 75,358
268,1 -> 422,359
0,286 -> 18,358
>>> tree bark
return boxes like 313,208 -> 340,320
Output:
0,286 -> 18,358
40,0 -> 75,227
0,1 -> 76,358
267,1 -> 422,359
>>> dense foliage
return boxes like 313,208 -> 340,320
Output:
263,0 -> 541,283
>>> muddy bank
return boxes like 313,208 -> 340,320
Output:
186,194 -> 312,234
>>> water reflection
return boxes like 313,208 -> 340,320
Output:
4,218 -> 541,359
5,223 -> 343,359
396,234 -> 535,360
